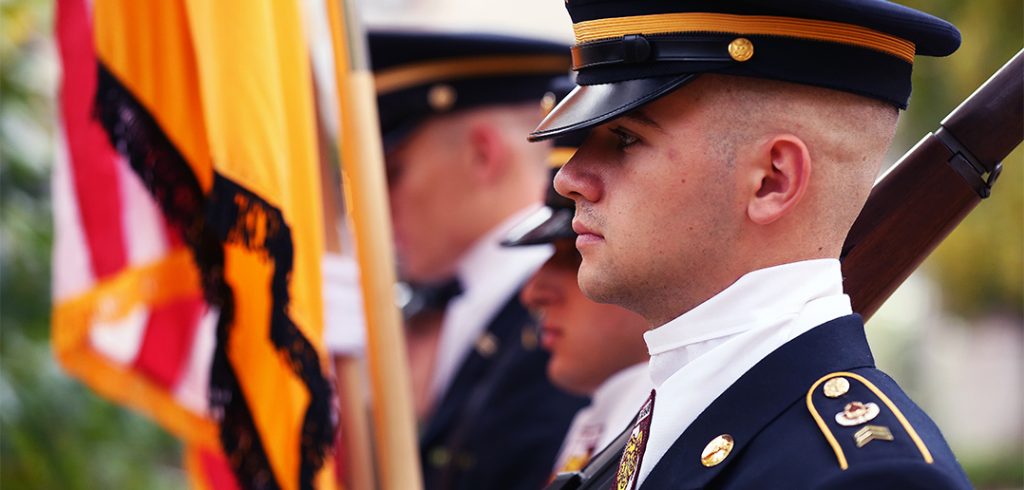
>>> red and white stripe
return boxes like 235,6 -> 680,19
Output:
53,0 -> 213,424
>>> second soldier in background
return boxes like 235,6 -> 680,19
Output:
369,31 -> 588,489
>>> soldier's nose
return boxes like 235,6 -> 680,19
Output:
554,156 -> 601,204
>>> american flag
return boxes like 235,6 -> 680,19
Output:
52,0 -> 337,488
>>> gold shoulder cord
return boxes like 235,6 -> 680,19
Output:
806,371 -> 934,470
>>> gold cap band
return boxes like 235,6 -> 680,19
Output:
573,13 -> 915,63
375,55 -> 569,95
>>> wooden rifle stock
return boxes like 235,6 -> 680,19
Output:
841,50 -> 1024,320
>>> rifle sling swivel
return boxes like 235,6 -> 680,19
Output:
934,126 -> 1003,199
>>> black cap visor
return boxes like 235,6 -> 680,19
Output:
528,73 -> 697,142
501,207 -> 576,247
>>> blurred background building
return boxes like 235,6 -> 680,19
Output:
1,0 -> 1021,488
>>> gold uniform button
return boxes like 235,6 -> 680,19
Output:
428,447 -> 450,466
823,377 -> 850,398
475,333 -> 499,358
428,84 -> 457,112
728,38 -> 754,62
700,434 -> 734,467
521,327 -> 538,350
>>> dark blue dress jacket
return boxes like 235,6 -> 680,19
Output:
420,294 -> 589,490
640,314 -> 972,489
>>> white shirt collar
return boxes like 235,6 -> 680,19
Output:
644,259 -> 850,387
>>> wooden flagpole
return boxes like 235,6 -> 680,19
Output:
324,1 -> 423,489
317,130 -> 376,489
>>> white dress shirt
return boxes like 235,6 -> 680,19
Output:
553,362 -> 653,472
635,259 -> 853,487
428,208 -> 553,402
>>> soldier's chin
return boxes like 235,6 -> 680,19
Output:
548,362 -> 597,397
396,256 -> 446,284
577,266 -> 617,306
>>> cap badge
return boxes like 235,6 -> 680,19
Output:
823,377 -> 850,398
428,84 -> 457,112
835,401 -> 880,427
700,434 -> 734,467
727,38 -> 754,62
854,425 -> 894,448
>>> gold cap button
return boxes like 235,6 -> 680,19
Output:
823,377 -> 850,398
540,91 -> 557,115
428,84 -> 457,112
728,38 -> 754,62
700,434 -> 734,467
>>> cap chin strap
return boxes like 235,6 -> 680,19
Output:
572,34 -> 735,70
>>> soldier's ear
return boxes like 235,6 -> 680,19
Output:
745,134 -> 811,225
466,121 -> 510,184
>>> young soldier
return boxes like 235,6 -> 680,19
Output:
369,31 -> 588,489
530,1 -> 971,488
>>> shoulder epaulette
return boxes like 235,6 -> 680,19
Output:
806,371 -> 934,470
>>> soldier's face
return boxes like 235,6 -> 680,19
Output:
386,118 -> 477,282
553,81 -> 743,324
520,240 -> 649,396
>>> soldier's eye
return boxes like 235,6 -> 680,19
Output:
610,127 -> 639,150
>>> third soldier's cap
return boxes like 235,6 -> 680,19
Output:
529,0 -> 961,141
369,31 -> 570,149
504,78 -> 585,247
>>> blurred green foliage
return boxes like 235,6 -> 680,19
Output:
0,0 -> 1020,488
1,0 -> 185,488
897,0 -> 1024,319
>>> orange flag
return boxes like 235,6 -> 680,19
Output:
53,0 -> 337,488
